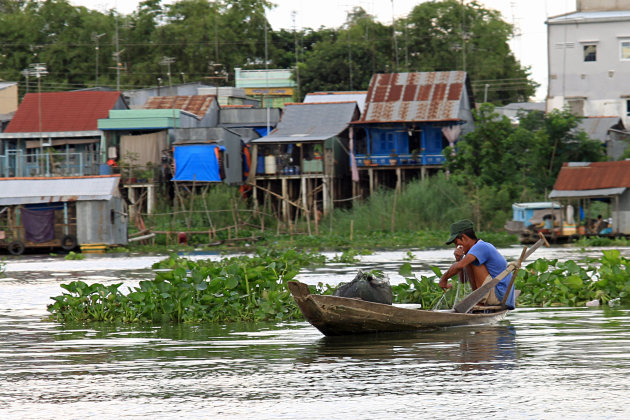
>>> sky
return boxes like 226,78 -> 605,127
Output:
71,0 -> 578,101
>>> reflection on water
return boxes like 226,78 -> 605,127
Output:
306,325 -> 517,372
2,250 -> 630,419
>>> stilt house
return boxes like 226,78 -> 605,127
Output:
350,71 -> 474,196
249,102 -> 360,220
0,91 -> 127,178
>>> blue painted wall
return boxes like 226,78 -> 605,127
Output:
352,124 -> 449,166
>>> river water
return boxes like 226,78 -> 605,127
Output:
2,246 -> 630,419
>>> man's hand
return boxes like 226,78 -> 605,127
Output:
454,245 -> 465,262
438,278 -> 452,291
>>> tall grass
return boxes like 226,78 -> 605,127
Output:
134,175 -> 515,248
141,184 -> 264,242
322,173 -> 471,235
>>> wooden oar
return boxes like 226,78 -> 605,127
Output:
452,232 -> 549,314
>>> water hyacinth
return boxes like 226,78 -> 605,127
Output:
515,250 -> 630,307
47,248 -> 326,323
47,249 -> 630,324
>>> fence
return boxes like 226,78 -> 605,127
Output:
0,149 -> 101,177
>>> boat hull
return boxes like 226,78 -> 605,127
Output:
288,281 -> 507,336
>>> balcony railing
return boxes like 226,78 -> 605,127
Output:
0,150 -> 101,178
353,153 -> 446,166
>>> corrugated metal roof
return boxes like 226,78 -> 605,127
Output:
0,131 -> 100,139
144,95 -> 215,118
577,117 -> 622,142
220,108 -> 280,126
226,127 -> 261,143
0,82 -> 17,90
5,91 -> 122,133
251,102 -> 358,144
97,109 -> 196,130
552,161 -> 630,194
358,71 -> 470,124
499,102 -> 546,112
304,91 -> 367,114
173,127 -> 241,145
512,202 -> 562,210
0,175 -> 121,206
549,187 -> 626,198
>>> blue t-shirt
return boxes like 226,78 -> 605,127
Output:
468,240 -> 516,309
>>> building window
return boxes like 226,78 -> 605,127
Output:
583,44 -> 597,62
566,99 -> 585,117
621,41 -> 630,61
626,100 -> 630,117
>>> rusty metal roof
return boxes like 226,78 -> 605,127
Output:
552,161 -> 630,192
144,95 -> 215,118
357,71 -> 471,124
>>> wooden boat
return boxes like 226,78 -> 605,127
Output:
287,280 -> 508,337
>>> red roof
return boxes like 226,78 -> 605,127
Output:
553,161 -> 630,191
144,95 -> 216,118
358,71 -> 470,123
5,91 -> 122,133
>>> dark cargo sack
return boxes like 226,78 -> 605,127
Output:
333,270 -> 393,305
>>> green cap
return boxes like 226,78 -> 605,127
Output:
446,219 -> 474,245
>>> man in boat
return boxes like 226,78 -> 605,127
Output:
438,219 -> 515,309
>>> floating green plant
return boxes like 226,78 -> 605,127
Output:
47,247 -> 326,323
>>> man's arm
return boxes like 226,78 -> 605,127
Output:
438,253 -> 477,290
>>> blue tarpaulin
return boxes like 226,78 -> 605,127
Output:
172,144 -> 224,182
254,127 -> 271,137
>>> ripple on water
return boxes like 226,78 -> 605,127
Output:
2,250 -> 630,419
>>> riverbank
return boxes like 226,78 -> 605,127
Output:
117,229 -> 630,256
120,229 -> 517,255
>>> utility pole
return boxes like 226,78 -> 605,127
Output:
461,0 -> 467,73
292,11 -> 301,100
347,17 -> 353,90
92,32 -> 106,87
264,19 -> 270,134
24,63 -> 48,175
21,69 -> 29,94
391,0 -> 399,72
160,56 -> 175,88
115,13 -> 120,90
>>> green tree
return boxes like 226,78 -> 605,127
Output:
298,7 -> 391,95
0,0 -> 119,92
156,0 -> 219,85
405,0 -> 537,104
445,105 -> 605,228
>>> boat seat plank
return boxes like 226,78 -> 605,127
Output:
472,305 -> 505,311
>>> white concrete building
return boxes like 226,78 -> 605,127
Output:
546,0 -> 630,128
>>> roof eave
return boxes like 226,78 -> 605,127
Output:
0,131 -> 101,139
549,187 -> 627,198
352,118 -> 463,125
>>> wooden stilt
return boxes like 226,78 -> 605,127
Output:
281,177 -> 288,222
201,185 -> 214,238
350,219 -> 354,241
369,168 -> 374,196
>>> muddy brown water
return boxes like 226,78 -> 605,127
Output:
1,246 -> 629,419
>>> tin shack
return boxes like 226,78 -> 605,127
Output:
0,175 -> 127,254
